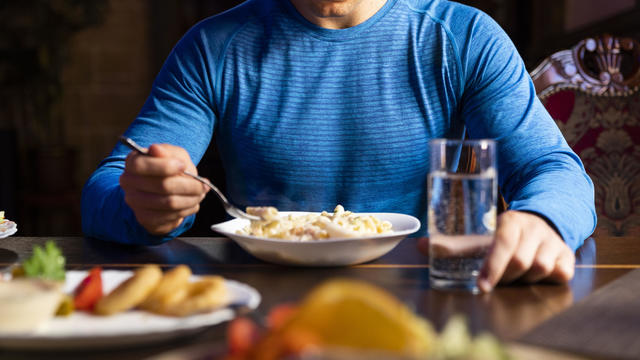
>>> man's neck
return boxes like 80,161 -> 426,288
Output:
289,0 -> 388,29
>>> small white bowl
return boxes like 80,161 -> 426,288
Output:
0,279 -> 62,333
211,212 -> 421,266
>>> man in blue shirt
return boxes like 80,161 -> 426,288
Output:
82,0 -> 596,292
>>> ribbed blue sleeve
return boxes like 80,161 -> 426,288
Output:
441,8 -> 597,250
81,21 -> 218,245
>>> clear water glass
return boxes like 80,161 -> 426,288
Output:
428,139 -> 497,293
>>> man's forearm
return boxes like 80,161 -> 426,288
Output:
81,164 -> 194,245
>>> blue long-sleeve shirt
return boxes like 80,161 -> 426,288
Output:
81,0 -> 596,250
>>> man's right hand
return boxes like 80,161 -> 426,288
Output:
119,143 -> 208,235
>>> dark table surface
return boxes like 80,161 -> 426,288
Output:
0,235 -> 637,359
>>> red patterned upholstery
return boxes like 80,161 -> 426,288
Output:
532,35 -> 640,237
542,90 -> 640,236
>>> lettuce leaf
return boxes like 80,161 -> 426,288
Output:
22,241 -> 66,281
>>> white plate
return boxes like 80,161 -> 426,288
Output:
211,212 -> 421,266
0,270 -> 260,350
0,220 -> 17,239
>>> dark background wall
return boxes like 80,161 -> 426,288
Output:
0,0 -> 638,237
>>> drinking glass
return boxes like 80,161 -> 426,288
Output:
428,139 -> 497,293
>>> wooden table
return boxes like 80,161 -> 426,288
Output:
0,235 -> 637,359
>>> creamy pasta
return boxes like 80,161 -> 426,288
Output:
238,205 -> 393,241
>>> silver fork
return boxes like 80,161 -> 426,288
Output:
119,136 -> 260,221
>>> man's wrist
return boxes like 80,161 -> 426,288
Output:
514,210 -> 563,240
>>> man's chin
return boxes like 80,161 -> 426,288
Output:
309,0 -> 354,18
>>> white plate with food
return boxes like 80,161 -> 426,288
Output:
0,222 -> 17,239
0,211 -> 17,239
211,206 -> 421,266
0,269 -> 260,350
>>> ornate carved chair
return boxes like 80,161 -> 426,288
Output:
531,34 -> 640,236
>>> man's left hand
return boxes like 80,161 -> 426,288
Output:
417,210 -> 575,291
477,210 -> 575,292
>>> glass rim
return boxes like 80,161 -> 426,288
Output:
429,138 -> 496,147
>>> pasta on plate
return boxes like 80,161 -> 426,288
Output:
237,205 -> 393,241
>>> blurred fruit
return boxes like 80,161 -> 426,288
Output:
228,317 -> 260,356
437,315 -> 472,357
434,315 -> 510,360
278,279 -> 435,356
266,303 -> 297,329
225,279 -> 511,360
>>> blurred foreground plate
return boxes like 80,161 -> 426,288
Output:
211,212 -> 421,266
0,270 -> 260,350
